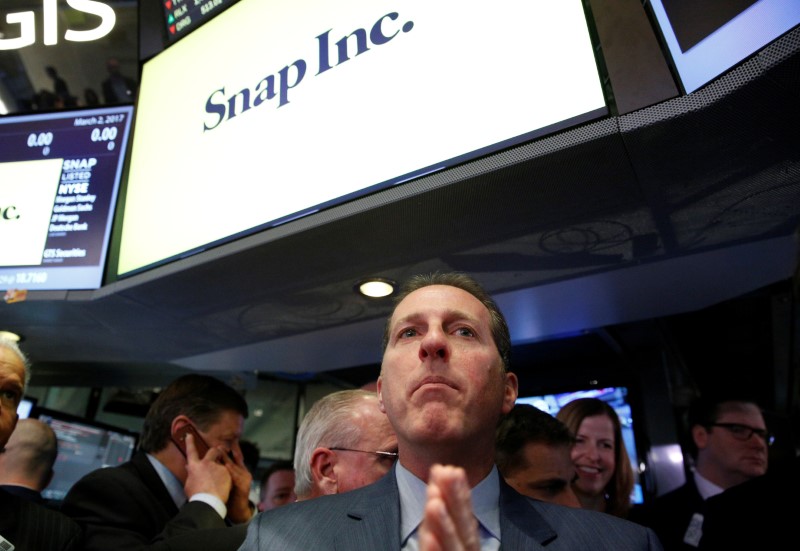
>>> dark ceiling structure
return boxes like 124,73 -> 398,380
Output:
2,8 -> 799,417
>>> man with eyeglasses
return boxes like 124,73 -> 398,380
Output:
293,389 -> 398,500
0,336 -> 83,550
629,394 -> 771,550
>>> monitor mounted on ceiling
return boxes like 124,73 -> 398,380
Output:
114,0 -> 608,278
647,0 -> 800,93
0,105 -> 134,292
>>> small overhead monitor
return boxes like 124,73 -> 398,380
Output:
0,105 -> 135,291
517,385 -> 645,505
647,0 -> 800,93
162,0 -> 241,43
35,408 -> 139,502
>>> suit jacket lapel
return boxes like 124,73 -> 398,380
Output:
334,471 -> 402,551
130,451 -> 180,517
498,478 -> 556,550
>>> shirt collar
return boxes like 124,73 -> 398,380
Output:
146,453 -> 186,509
693,469 -> 724,500
396,462 -> 501,545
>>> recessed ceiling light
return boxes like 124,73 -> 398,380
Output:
356,278 -> 396,298
0,330 -> 22,342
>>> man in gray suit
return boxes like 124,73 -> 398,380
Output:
0,336 -> 83,550
239,272 -> 664,550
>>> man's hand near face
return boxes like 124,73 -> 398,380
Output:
182,433 -> 234,505
223,441 -> 254,524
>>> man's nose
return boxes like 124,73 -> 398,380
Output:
419,327 -> 449,361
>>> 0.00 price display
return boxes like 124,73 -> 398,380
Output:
27,132 -> 53,147
91,126 -> 118,142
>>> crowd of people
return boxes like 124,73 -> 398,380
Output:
1,271 -> 794,550
30,58 -> 137,111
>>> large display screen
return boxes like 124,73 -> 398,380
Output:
648,0 -> 800,93
36,408 -> 138,502
117,0 -> 607,276
0,106 -> 134,291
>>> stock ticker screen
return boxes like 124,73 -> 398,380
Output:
162,0 -> 239,42
0,105 -> 134,291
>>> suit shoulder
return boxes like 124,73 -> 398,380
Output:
12,496 -> 83,550
526,502 -> 662,549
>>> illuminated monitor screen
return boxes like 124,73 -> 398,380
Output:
517,386 -> 645,505
117,0 -> 607,276
35,408 -> 138,502
0,106 -> 134,291
16,397 -> 36,419
162,0 -> 241,43
648,0 -> 800,93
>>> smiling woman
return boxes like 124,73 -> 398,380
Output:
556,397 -> 635,518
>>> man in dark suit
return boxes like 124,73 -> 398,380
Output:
628,395 -> 770,550
0,336 -> 83,550
239,272 -> 663,550
698,453 -> 798,550
61,373 -> 254,550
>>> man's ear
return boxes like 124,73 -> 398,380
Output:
310,447 -> 338,495
501,371 -> 519,415
691,424 -> 708,450
377,377 -> 386,413
170,415 -> 192,439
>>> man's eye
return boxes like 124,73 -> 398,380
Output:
0,389 -> 20,404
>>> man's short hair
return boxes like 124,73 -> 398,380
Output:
495,404 -> 574,476
0,335 -> 31,392
260,459 -> 294,492
138,374 -> 248,453
380,272 -> 511,372
293,389 -> 377,498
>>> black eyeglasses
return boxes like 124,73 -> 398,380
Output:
329,447 -> 398,461
709,423 -> 775,446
